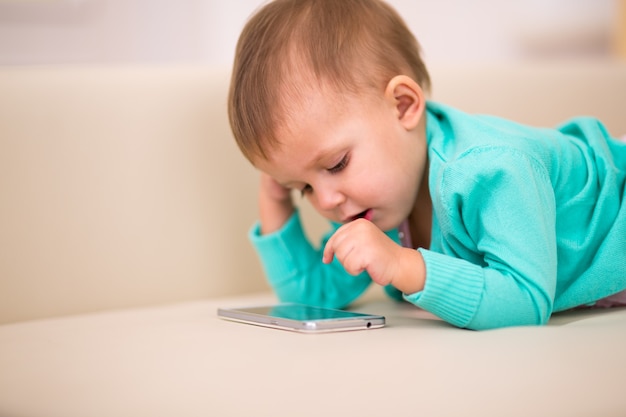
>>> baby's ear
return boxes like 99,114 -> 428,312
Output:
384,75 -> 425,131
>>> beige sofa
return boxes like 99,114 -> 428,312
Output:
0,67 -> 267,324
1,63 -> 626,417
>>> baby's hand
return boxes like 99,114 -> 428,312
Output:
260,173 -> 292,203
322,219 -> 399,286
322,219 -> 425,294
258,173 -> 295,235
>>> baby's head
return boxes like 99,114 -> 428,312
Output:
228,0 -> 430,164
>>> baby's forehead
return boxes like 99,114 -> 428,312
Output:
275,78 -> 371,128
276,99 -> 358,152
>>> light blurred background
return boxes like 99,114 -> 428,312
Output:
0,0 -> 625,67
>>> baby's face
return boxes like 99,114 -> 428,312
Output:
255,86 -> 427,231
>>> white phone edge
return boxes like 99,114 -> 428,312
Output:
217,304 -> 385,333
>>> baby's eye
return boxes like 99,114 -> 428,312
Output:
300,184 -> 313,197
328,154 -> 349,174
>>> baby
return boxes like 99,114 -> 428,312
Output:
227,0 -> 626,329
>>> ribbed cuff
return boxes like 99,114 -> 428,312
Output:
404,249 -> 484,328
249,211 -> 318,285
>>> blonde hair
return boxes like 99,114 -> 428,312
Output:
228,0 -> 431,162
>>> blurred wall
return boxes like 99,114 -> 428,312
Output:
0,0 -> 621,67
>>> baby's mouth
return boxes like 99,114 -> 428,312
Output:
349,209 -> 373,222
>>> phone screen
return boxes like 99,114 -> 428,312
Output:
240,304 -> 374,321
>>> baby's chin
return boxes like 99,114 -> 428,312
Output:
374,215 -> 409,233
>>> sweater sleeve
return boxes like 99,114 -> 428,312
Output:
249,210 -> 372,308
404,147 -> 558,330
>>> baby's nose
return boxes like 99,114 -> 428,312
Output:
315,187 -> 345,211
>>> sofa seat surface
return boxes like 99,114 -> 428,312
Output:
1,292 -> 625,417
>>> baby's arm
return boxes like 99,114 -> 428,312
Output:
410,149 -> 557,329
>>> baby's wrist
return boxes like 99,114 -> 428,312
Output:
391,248 -> 425,295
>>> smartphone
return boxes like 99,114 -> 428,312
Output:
217,303 -> 385,333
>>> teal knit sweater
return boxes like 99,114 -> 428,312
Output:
250,102 -> 626,330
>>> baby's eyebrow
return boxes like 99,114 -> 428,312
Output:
306,146 -> 340,169
304,151 -> 324,169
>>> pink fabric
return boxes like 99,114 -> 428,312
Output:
590,289 -> 626,308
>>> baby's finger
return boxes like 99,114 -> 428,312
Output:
322,222 -> 354,264
322,237 -> 336,264
322,225 -> 348,264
